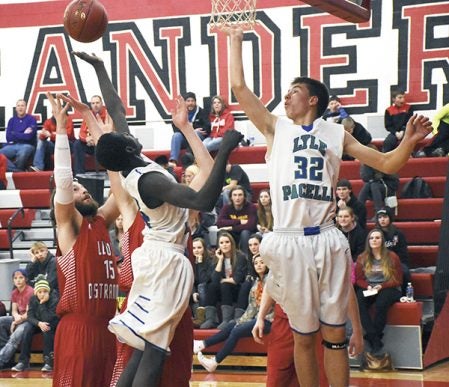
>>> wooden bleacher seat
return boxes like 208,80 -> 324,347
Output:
0,209 -> 37,228
408,245 -> 438,268
365,198 -> 443,220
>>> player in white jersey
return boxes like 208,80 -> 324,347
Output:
60,52 -> 243,387
226,27 -> 432,387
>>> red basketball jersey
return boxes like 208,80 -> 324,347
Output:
56,216 -> 118,318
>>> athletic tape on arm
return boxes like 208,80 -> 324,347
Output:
54,134 -> 74,204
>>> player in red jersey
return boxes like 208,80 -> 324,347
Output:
48,92 -> 119,387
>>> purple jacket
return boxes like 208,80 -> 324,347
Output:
6,114 -> 37,145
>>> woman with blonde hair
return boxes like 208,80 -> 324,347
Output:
355,229 -> 402,354
203,95 -> 235,152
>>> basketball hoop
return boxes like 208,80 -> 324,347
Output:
209,0 -> 257,30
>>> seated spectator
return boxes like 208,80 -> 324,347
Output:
184,164 -> 217,246
191,237 -> 215,328
218,162 -> 253,210
25,241 -> 58,292
169,92 -> 211,165
236,234 -> 262,313
72,95 -> 107,176
256,189 -> 273,235
375,208 -> 411,294
203,95 -> 235,152
217,185 -> 258,256
382,90 -> 414,152
0,99 -> 37,172
12,275 -> 59,372
194,253 -> 274,372
322,95 -> 349,123
341,117 -> 372,160
415,102 -> 449,157
355,229 -> 403,354
200,232 -> 247,329
154,154 -> 179,181
0,154 -> 7,190
358,148 -> 399,216
336,207 -> 367,262
336,179 -> 367,228
0,269 -> 34,369
30,113 -> 75,172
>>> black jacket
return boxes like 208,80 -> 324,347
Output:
25,253 -> 58,292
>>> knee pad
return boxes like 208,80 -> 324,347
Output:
321,339 -> 348,350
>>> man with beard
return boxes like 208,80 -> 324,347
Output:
49,92 -> 119,387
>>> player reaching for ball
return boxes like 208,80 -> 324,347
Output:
226,27 -> 432,386
63,52 -> 243,387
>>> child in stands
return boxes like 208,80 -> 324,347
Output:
12,275 -> 59,372
0,269 -> 33,369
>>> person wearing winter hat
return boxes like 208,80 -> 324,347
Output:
375,208 -> 411,294
0,269 -> 34,369
336,178 -> 367,228
169,91 -> 211,164
12,275 -> 59,372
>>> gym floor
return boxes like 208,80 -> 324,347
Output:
0,361 -> 448,386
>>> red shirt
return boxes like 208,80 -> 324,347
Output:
41,116 -> 75,142
11,285 -> 34,315
56,216 -> 118,318
209,108 -> 235,139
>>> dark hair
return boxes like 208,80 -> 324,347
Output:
229,185 -> 247,203
291,77 -> 329,118
329,95 -> 341,102
336,179 -> 352,190
154,155 -> 169,165
391,89 -> 405,101
96,132 -> 141,172
257,189 -> 273,231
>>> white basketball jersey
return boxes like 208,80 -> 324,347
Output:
267,117 -> 344,228
124,161 -> 188,245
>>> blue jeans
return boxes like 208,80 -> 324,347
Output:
32,139 -> 54,170
203,137 -> 223,152
0,143 -> 35,171
204,319 -> 271,363
73,140 -> 95,175
170,131 -> 206,162
0,316 -> 31,365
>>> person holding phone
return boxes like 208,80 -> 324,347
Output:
200,232 -> 247,329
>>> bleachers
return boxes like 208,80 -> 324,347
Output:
0,143 -> 445,369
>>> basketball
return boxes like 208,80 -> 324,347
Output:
63,0 -> 108,43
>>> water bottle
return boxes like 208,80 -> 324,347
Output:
406,282 -> 414,302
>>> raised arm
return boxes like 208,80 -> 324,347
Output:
139,130 -> 243,211
345,114 -> 432,174
227,27 -> 277,149
49,93 -> 82,254
172,96 -> 213,191
108,171 -> 139,232
72,51 -> 129,135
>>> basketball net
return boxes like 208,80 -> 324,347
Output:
209,0 -> 257,30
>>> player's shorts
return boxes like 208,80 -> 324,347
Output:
109,240 -> 194,352
260,222 -> 351,334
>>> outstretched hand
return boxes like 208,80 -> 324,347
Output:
58,94 -> 90,114
171,95 -> 188,129
220,130 -> 244,152
72,51 -> 104,66
404,114 -> 433,143
46,92 -> 69,130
